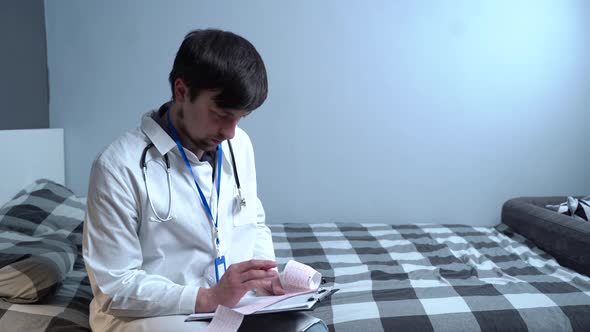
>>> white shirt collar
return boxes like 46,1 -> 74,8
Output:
140,111 -> 176,156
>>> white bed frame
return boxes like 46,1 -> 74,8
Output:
0,128 -> 65,205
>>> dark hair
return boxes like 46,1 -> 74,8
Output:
169,29 -> 268,111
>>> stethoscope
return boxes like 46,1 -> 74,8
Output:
140,135 -> 246,223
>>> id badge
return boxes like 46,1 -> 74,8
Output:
215,255 -> 227,282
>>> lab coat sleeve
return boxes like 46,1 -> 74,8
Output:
83,158 -> 199,318
239,130 -> 276,261
252,196 -> 276,261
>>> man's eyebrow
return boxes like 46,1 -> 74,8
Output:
220,109 -> 252,117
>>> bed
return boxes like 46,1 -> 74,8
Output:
2,130 -> 590,331
270,223 -> 590,331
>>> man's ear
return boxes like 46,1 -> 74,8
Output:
173,78 -> 188,103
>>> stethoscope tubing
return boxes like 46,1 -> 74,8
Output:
140,139 -> 243,222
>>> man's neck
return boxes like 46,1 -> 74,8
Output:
162,104 -> 205,159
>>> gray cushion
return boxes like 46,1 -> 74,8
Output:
0,179 -> 84,303
501,196 -> 590,276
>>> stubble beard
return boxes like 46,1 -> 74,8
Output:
177,106 -> 217,154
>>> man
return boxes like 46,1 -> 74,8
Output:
83,29 -> 325,331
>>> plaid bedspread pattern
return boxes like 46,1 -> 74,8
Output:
0,255 -> 93,331
269,223 -> 590,332
0,180 -> 92,331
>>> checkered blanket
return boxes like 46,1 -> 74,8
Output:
0,180 -> 92,331
269,223 -> 590,332
0,254 -> 92,331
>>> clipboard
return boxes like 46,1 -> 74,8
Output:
185,286 -> 338,322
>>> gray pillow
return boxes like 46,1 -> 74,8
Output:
0,179 -> 84,303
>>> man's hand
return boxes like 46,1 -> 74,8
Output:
195,259 -> 278,312
255,274 -> 286,296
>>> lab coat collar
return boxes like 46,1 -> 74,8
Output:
140,111 -> 176,156
140,109 -> 234,166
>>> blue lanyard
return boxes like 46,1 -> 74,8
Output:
166,111 -> 222,249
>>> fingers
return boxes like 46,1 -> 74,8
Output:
239,268 -> 277,283
271,277 -> 285,295
254,277 -> 285,296
255,280 -> 273,296
233,259 -> 277,273
243,279 -> 279,293
211,259 -> 281,307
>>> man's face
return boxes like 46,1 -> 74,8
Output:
174,82 -> 251,153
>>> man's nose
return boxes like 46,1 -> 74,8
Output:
220,118 -> 239,140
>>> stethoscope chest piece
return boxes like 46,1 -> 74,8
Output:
237,189 -> 246,208
232,188 -> 247,215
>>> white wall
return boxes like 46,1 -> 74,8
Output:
0,129 -> 64,204
45,0 -> 590,225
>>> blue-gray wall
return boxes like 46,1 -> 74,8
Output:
0,0 -> 49,129
45,0 -> 590,226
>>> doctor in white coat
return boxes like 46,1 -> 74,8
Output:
82,29 -> 325,332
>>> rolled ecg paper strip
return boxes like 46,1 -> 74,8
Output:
279,260 -> 322,291
206,260 -> 322,332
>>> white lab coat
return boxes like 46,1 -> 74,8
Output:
83,111 -> 275,331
